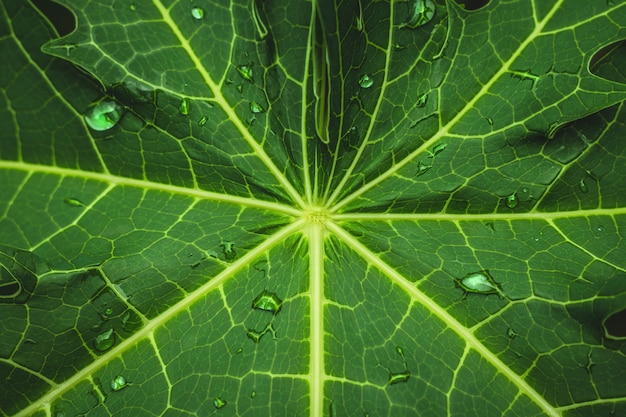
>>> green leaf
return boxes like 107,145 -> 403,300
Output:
2,0 -> 626,416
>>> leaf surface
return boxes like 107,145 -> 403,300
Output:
1,1 -> 626,416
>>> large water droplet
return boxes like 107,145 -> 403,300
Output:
191,6 -> 204,20
250,101 -> 264,113
179,98 -> 189,115
213,397 -> 227,409
402,0 -> 435,28
84,100 -> 124,131
236,64 -> 254,82
252,290 -> 282,314
456,270 -> 503,297
110,375 -> 127,391
359,74 -> 374,89
505,192 -> 518,209
94,328 -> 115,352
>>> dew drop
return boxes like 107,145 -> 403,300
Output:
213,397 -> 227,409
64,197 -> 84,207
431,143 -> 446,155
596,225 -> 604,232
507,327 -> 517,340
250,101 -> 264,113
94,328 -> 115,352
191,6 -> 204,20
486,117 -> 494,126
84,100 -> 124,131
250,390 -> 256,398
198,116 -> 208,126
505,192 -> 518,209
252,290 -> 282,314
579,178 -> 588,193
402,0 -> 435,28
457,270 -> 503,296
236,64 -> 254,82
130,4 -> 136,11
388,370 -> 411,385
220,242 -> 236,261
416,93 -> 428,107
179,98 -> 189,115
359,74 -> 374,89
110,375 -> 127,391
235,347 -> 243,354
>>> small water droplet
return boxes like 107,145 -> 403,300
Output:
84,100 -> 124,131
579,178 -> 588,193
110,375 -> 127,391
395,346 -> 404,355
521,187 -> 528,193
596,225 -> 604,232
94,328 -> 115,352
402,0 -> 435,28
252,290 -> 282,314
456,270 -> 503,297
250,101 -> 264,113
416,93 -> 428,107
179,98 -> 189,115
213,397 -> 227,409
250,390 -> 256,398
236,64 -> 254,82
220,242 -> 236,261
191,6 -> 204,20
63,197 -> 84,207
505,192 -> 518,209
507,327 -> 517,340
359,74 -> 374,89
431,143 -> 446,155
486,117 -> 493,125
198,116 -> 208,126
129,4 -> 136,11
246,323 -> 277,343
235,347 -> 243,354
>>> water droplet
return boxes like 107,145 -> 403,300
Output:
486,117 -> 493,125
220,242 -> 236,261
456,270 -> 503,297
121,312 -> 130,326
359,74 -> 374,88
246,323 -> 277,344
179,98 -> 189,115
507,327 -> 517,340
505,192 -> 518,209
416,93 -> 428,107
402,0 -> 435,28
579,178 -> 588,193
395,346 -> 404,355
431,143 -> 446,155
191,6 -> 204,20
110,375 -> 127,391
596,225 -> 604,232
252,290 -> 282,314
198,116 -> 208,126
388,370 -> 411,385
235,347 -> 243,354
250,390 -> 256,398
63,197 -> 84,207
250,101 -> 264,113
130,4 -> 136,11
94,328 -> 115,352
84,100 -> 124,131
236,64 -> 254,82
213,397 -> 227,409
521,187 -> 528,193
